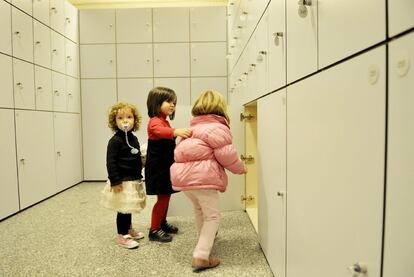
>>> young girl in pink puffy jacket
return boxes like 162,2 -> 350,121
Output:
170,90 -> 247,272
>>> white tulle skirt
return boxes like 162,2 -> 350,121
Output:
100,180 -> 146,213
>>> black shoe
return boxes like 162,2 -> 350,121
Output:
161,221 -> 179,234
149,229 -> 172,242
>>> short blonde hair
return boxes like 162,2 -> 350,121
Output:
192,90 -> 230,123
108,102 -> 142,132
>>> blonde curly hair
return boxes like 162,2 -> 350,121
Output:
107,102 -> 142,132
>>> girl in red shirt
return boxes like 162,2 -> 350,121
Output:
145,87 -> 192,242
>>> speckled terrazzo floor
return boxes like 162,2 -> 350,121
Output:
0,182 -> 273,277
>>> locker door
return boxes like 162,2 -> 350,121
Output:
51,31 -> 65,74
267,0 -> 286,92
66,76 -> 80,113
12,7 -> 33,63
287,47 -> 385,277
153,8 -> 189,42
250,12 -> 268,99
190,6 -> 227,42
80,44 -> 116,78
116,8 -> 152,43
154,43 -> 190,77
64,1 -> 78,43
191,42 -> 227,77
0,54 -> 13,108
287,0 -> 317,83
34,66 -> 52,111
0,1 -> 12,55
34,20 -> 51,69
117,44 -> 153,78
12,0 -> 32,15
65,39 -> 79,78
0,109 -> 19,220
54,113 -> 82,191
33,0 -> 50,26
52,72 -> 67,112
13,58 -> 35,110
79,9 -> 115,44
318,0 -> 385,68
50,0 -> 65,35
15,110 -> 56,208
383,32 -> 414,277
81,79 -> 116,180
389,0 -> 414,37
258,90 -> 286,277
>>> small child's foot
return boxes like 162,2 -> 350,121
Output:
117,234 -> 139,249
149,229 -> 173,242
191,256 -> 220,272
128,228 -> 145,240
161,221 -> 179,234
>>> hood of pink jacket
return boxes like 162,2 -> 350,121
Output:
170,114 -> 246,192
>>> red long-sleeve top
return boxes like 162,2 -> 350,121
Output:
147,116 -> 175,140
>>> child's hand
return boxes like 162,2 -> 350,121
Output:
174,128 -> 192,138
111,184 -> 123,193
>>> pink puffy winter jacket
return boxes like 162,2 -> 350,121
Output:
170,114 -> 246,192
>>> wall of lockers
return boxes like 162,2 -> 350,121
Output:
79,6 -> 228,183
227,0 -> 413,276
0,0 -> 82,220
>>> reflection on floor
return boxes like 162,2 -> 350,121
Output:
0,182 -> 273,276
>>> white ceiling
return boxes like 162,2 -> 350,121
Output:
69,0 -> 228,9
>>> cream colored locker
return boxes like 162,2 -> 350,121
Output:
33,0 -> 50,26
267,0 -> 286,92
66,76 -> 80,113
51,31 -> 65,74
117,78 -> 153,143
64,1 -> 78,43
249,12 -> 268,99
117,44 -> 152,78
116,8 -> 152,43
80,44 -> 116,78
191,77 -> 227,105
389,0 -> 414,37
319,0 -> 385,68
13,58 -> 35,110
0,54 -> 13,108
34,65 -> 52,111
258,90 -> 286,277
287,47 -> 385,277
0,0 -> 12,55
383,32 -> 414,277
153,8 -> 189,42
65,38 -> 79,77
0,109 -> 19,220
154,43 -> 190,77
15,110 -> 56,208
287,0 -> 317,83
191,42 -> 227,77
54,113 -> 82,191
50,0 -> 65,34
79,9 -> 115,44
190,6 -> 227,42
52,71 -> 67,112
81,79 -> 116,180
12,0 -> 32,15
12,7 -> 33,63
33,20 -> 51,69
154,78 -> 191,105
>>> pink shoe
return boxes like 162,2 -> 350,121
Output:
128,228 -> 145,240
117,234 -> 139,249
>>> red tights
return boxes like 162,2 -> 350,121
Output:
150,195 -> 171,231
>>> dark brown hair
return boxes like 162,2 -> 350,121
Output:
147,86 -> 177,120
